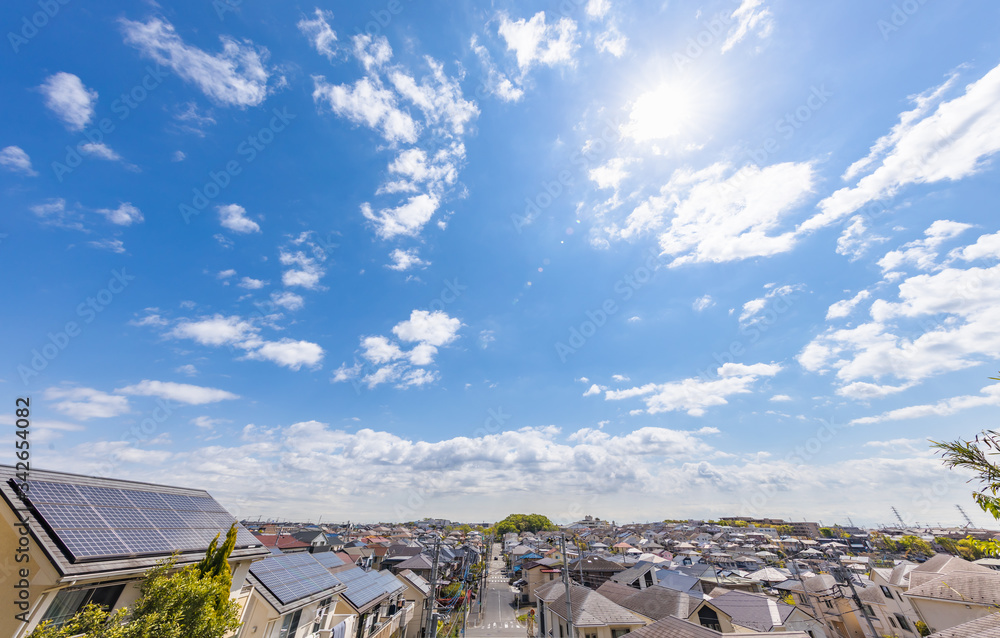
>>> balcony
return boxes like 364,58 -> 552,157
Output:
368,602 -> 415,638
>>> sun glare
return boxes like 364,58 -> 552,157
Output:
624,81 -> 705,143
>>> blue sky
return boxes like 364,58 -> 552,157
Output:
3,0 -> 1000,526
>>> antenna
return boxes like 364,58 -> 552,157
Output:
956,505 -> 975,528
891,507 -> 906,528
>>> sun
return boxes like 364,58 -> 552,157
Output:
623,82 -> 703,143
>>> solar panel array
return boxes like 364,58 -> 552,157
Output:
250,552 -> 343,606
18,479 -> 258,563
313,552 -> 346,569
337,567 -> 404,609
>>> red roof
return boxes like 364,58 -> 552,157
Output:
252,533 -> 311,549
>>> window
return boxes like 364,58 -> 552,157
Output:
313,597 -> 333,633
40,584 -> 126,628
862,604 -> 876,618
611,630 -> 631,638
559,622 -> 564,637
697,608 -> 722,632
880,585 -> 893,598
889,616 -> 897,627
824,600 -> 834,609
895,614 -> 912,632
278,609 -> 302,638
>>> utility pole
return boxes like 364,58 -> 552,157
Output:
560,534 -> 575,638
834,559 -> 879,638
425,539 -> 441,638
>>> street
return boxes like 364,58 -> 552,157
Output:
467,544 -> 528,638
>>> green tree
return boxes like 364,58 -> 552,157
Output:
777,525 -> 794,536
30,524 -> 242,638
897,535 -> 934,557
731,520 -> 748,528
493,513 -> 557,539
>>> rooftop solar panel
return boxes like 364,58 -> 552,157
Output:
249,553 -> 342,606
338,568 -> 404,609
314,552 -> 346,569
15,479 -> 258,563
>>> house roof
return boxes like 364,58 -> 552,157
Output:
248,552 -> 345,614
625,615 -> 811,638
926,612 -> 1000,637
254,533 -> 312,550
706,590 -> 796,632
335,567 -> 405,613
570,555 -> 628,573
0,464 -> 269,578
547,583 -> 646,627
535,578 -> 567,602
597,581 -> 701,620
398,569 -> 431,596
610,561 -> 658,586
907,570 -> 1000,606
396,554 -> 434,570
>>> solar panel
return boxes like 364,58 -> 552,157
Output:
16,479 -> 258,563
250,553 -> 342,606
338,568 -> 404,609
314,552 -> 346,569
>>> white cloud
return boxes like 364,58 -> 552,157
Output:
479,329 -> 496,349
392,310 -> 462,346
191,415 -> 227,429
362,194 -> 439,240
313,75 -> 418,144
470,36 -> 524,103
852,383 -> 1000,425
589,157 -> 633,190
80,142 -> 122,161
386,248 -> 429,271
88,238 -> 126,253
583,384 -> 604,397
836,215 -> 889,260
805,63 -> 1000,232
594,26 -> 627,57
120,18 -> 272,107
826,290 -> 871,320
172,150 -> 186,162
389,63 -> 478,137
721,0 -> 775,53
770,394 -> 792,402
176,364 -> 198,376
800,229 -> 1000,395
298,8 -> 338,60
96,202 -> 143,226
0,146 -> 38,176
603,162 -> 815,266
585,0 -> 610,19
115,380 -> 239,405
280,249 -> 325,289
30,198 -> 84,230
217,269 -> 237,280
612,374 -> 630,382
739,284 -> 803,324
877,219 -> 971,275
39,72 -> 97,131
335,310 -> 461,389
169,314 -> 257,346
693,295 -> 715,312
352,34 -> 393,71
271,290 -> 305,311
172,102 -> 216,137
245,338 -> 324,370
44,387 -> 129,420
605,362 -> 781,416
498,12 -> 579,72
238,277 -> 267,289
218,204 -> 260,234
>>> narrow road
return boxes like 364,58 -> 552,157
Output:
467,544 -> 527,637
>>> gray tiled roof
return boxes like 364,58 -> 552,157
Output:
707,591 -> 794,632
548,583 -> 646,627
907,570 -> 1000,606
597,581 -> 701,620
625,616 -> 720,638
927,612 -> 1000,637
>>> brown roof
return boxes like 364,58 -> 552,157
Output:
570,556 -> 627,573
253,533 -> 311,549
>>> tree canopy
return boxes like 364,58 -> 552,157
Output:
29,524 -> 242,638
494,513 -> 558,538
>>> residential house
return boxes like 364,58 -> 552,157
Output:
609,562 -> 660,590
254,533 -> 312,554
904,555 -> 1000,634
624,614 -> 813,638
538,581 -> 646,638
691,590 -> 827,636
523,558 -> 564,604
332,567 -> 411,638
242,552 -> 349,638
868,562 -> 921,635
396,569 -> 431,638
568,556 -> 627,589
0,465 -> 271,637
925,612 -> 1000,636
596,581 -> 703,623
777,573 -> 891,638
